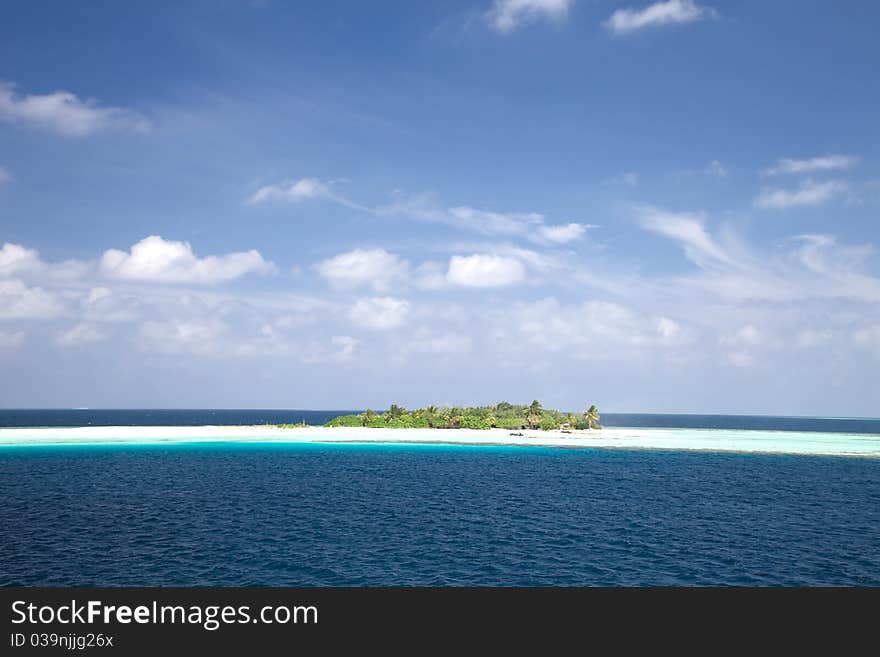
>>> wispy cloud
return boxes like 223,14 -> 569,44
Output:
485,0 -> 572,33
705,160 -> 727,177
761,154 -> 859,177
0,81 -> 149,137
55,322 -> 109,346
636,206 -> 739,269
605,0 -> 714,35
386,197 -> 592,245
0,166 -> 11,184
0,329 -> 25,349
754,179 -> 848,209
247,177 -> 371,211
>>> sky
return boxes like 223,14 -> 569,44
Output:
1,0 -> 879,414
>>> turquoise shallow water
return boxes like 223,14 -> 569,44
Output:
1,442 -> 879,586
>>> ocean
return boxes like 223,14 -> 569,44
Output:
1,410 -> 878,586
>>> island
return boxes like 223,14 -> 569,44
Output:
312,401 -> 602,432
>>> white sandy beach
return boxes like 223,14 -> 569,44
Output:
0,425 -> 879,457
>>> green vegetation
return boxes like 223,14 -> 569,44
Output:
323,402 -> 601,431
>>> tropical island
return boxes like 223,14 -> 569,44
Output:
311,401 -> 602,431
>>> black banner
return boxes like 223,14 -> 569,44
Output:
1,587 -> 875,653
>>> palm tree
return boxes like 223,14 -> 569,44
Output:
362,409 -> 376,426
584,404 -> 601,430
389,404 -> 405,420
526,400 -> 542,429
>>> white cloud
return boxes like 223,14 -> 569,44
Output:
0,166 -> 11,184
315,248 -> 410,291
637,206 -> 737,269
538,222 -> 588,244
446,254 -> 527,287
518,298 -> 691,354
329,335 -> 359,360
853,325 -> 880,346
0,279 -> 65,319
485,0 -> 572,33
705,160 -> 727,177
796,329 -> 832,349
247,177 -> 331,204
605,0 -> 714,35
0,243 -> 42,277
55,322 -> 108,346
761,154 -> 859,177
0,329 -> 25,349
349,297 -> 411,330
720,324 -> 763,346
655,316 -> 681,341
726,351 -> 755,368
101,235 -> 274,284
608,172 -> 639,187
754,179 -> 848,209
246,177 -> 367,211
446,206 -> 543,236
0,81 -> 149,137
139,318 -> 227,354
635,204 -> 880,304
0,242 -> 91,281
404,327 -> 472,354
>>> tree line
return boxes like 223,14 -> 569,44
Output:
323,401 -> 602,431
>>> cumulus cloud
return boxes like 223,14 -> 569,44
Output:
761,154 -> 859,177
754,179 -> 848,209
446,254 -> 527,287
0,243 -> 42,277
315,249 -> 410,291
101,235 -> 274,284
0,81 -> 149,137
605,0 -> 714,35
349,297 -> 411,330
0,242 -> 90,281
485,0 -> 572,33
55,322 -> 108,346
0,279 -> 65,319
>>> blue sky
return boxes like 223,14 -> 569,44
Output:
1,0 -> 879,414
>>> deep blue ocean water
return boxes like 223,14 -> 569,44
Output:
1,440 -> 878,586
